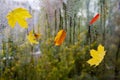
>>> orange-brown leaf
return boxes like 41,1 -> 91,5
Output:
89,14 -> 100,25
54,30 -> 66,46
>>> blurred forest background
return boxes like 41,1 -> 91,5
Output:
0,0 -> 120,80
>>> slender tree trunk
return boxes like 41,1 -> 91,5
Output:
54,10 -> 57,37
114,40 -> 120,80
69,17 -> 72,43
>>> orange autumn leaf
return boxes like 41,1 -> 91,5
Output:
89,13 -> 100,25
54,30 -> 66,46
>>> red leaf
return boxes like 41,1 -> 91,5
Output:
89,14 -> 100,25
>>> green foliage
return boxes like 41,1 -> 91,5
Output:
0,29 -> 110,80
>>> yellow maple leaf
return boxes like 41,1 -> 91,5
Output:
6,8 -> 32,28
87,44 -> 106,67
27,30 -> 40,45
54,29 -> 66,46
